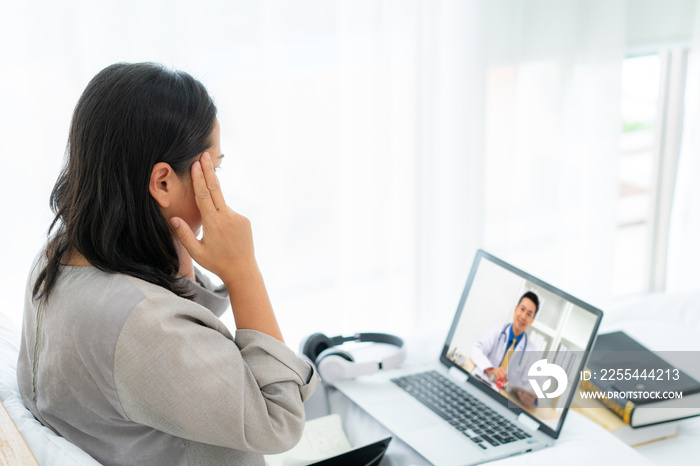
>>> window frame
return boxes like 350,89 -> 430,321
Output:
648,48 -> 688,292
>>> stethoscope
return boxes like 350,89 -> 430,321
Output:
497,323 -> 527,366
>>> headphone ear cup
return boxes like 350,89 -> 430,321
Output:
316,348 -> 355,384
301,333 -> 334,363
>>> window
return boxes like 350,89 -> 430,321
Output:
614,54 -> 660,296
613,50 -> 688,297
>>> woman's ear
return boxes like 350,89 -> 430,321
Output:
149,162 -> 176,208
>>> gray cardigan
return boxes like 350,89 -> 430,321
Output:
17,252 -> 319,465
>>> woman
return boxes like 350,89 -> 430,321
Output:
18,62 -> 319,465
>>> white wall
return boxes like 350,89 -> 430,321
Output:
485,0 -> 698,64
626,0 -> 698,51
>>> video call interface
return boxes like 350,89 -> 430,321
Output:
445,256 -> 599,430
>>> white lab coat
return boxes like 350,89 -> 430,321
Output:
471,323 -> 538,388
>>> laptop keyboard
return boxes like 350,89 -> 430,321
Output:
391,370 -> 531,449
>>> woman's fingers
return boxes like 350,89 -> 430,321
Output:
200,152 -> 226,210
190,159 -> 218,216
170,217 -> 202,258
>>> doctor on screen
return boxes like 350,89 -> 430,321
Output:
471,291 -> 540,407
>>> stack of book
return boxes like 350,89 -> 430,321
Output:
572,331 -> 700,446
572,389 -> 678,446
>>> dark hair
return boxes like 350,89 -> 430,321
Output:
519,291 -> 540,316
33,62 -> 217,301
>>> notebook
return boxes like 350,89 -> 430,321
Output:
333,249 -> 603,465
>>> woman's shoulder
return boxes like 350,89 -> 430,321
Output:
71,269 -> 221,323
29,262 -> 211,333
33,266 -> 231,368
25,248 -> 229,347
122,270 -> 230,319
120,274 -> 231,340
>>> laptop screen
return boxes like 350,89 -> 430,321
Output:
441,250 -> 603,438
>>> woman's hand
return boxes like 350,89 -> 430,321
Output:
169,152 -> 283,342
169,152 -> 256,286
175,239 -> 196,281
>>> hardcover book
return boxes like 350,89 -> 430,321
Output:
572,390 -> 678,445
581,331 -> 700,427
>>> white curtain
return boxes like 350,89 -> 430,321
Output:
1,0 -> 631,348
668,4 -> 700,293
481,0 -> 625,307
0,0 -> 481,348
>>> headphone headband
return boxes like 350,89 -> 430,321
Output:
332,333 -> 404,348
300,331 -> 406,384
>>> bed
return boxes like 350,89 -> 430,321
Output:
1,291 -> 699,465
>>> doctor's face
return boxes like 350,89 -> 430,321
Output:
512,297 -> 536,335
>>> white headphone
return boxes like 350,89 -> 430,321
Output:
300,332 -> 407,384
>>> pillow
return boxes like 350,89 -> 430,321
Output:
0,312 -> 22,393
0,312 -> 101,465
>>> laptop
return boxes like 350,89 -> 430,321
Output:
333,249 -> 603,465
